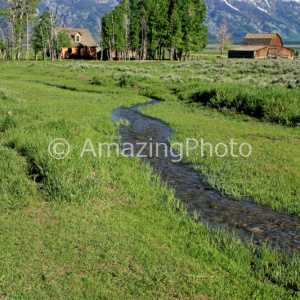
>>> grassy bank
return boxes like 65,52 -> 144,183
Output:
0,60 -> 299,298
2,59 -> 297,216
141,101 -> 300,216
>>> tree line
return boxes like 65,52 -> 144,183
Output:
0,0 -> 208,61
0,0 -> 70,60
101,0 -> 208,61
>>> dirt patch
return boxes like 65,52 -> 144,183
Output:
59,267 -> 69,276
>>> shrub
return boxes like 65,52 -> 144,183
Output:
184,83 -> 300,126
191,89 -> 217,105
0,88 -> 10,101
91,76 -> 109,86
160,74 -> 185,84
141,74 -> 153,80
0,116 -> 18,132
119,74 -> 138,88
113,73 -> 122,81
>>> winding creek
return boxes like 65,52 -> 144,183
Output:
112,99 -> 300,252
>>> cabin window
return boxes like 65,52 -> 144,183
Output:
76,35 -> 80,42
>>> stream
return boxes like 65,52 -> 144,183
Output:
111,99 -> 300,252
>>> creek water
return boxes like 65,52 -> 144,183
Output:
111,99 -> 300,252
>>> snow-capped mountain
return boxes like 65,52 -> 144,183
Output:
39,0 -> 299,43
0,0 -> 299,43
205,0 -> 300,42
38,0 -> 118,37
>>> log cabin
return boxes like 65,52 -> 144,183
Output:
56,28 -> 97,59
228,33 -> 294,59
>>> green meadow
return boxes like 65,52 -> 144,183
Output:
0,59 -> 299,298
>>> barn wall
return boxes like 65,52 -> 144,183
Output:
270,34 -> 283,47
256,47 -> 268,58
279,47 -> 294,59
268,47 -> 294,59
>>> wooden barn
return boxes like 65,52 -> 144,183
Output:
56,28 -> 97,59
228,33 -> 294,59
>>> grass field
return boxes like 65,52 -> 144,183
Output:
0,59 -> 299,298
5,58 -> 297,215
201,44 -> 229,57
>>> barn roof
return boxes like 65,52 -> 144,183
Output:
234,45 -> 266,51
56,28 -> 97,47
241,33 -> 279,47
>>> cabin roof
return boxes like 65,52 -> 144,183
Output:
56,28 -> 97,47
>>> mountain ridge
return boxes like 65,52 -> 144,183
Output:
205,0 -> 300,43
1,0 -> 299,43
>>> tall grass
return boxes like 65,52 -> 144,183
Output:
182,82 -> 300,126
0,61 -> 299,298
